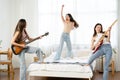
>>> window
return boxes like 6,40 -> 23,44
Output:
38,0 -> 117,48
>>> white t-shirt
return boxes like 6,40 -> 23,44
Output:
94,33 -> 110,45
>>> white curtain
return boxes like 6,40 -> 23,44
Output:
38,0 -> 117,48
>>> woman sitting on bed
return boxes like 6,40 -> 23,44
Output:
87,23 -> 112,80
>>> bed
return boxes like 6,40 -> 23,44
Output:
27,51 -> 96,80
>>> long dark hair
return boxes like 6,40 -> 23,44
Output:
66,13 -> 79,28
93,23 -> 104,37
14,19 -> 26,35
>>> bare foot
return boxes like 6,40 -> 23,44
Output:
84,64 -> 89,66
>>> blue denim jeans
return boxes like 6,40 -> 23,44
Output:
54,32 -> 73,60
88,44 -> 112,80
18,46 -> 44,80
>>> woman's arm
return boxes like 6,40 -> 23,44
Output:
61,5 -> 65,22
11,31 -> 25,48
24,29 -> 33,41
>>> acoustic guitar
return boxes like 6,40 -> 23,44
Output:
11,32 -> 49,55
93,19 -> 117,53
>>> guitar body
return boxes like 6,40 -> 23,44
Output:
11,42 -> 25,55
11,32 -> 49,55
93,41 -> 103,53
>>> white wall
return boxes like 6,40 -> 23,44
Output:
0,0 -> 12,50
0,0 -> 38,49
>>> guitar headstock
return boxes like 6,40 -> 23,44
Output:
42,32 -> 49,37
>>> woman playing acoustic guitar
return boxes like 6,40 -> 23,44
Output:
87,23 -> 112,80
11,19 -> 45,80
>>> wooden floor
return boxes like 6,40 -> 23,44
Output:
0,68 -> 120,80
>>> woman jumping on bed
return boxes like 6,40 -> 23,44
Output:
54,5 -> 79,60
87,23 -> 112,80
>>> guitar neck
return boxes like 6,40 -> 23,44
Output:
105,19 -> 117,34
26,37 -> 40,45
25,32 -> 49,45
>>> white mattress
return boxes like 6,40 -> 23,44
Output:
27,63 -> 92,73
27,52 -> 96,74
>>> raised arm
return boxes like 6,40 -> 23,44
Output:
105,19 -> 117,42
61,5 -> 65,22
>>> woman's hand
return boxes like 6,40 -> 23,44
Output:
39,36 -> 42,39
20,44 -> 26,48
62,4 -> 64,8
108,26 -> 112,32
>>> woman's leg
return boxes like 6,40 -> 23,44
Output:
54,33 -> 64,60
65,34 -> 73,58
18,50 -> 26,80
88,48 -> 104,70
103,44 -> 112,80
25,46 -> 44,62
88,49 -> 104,64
